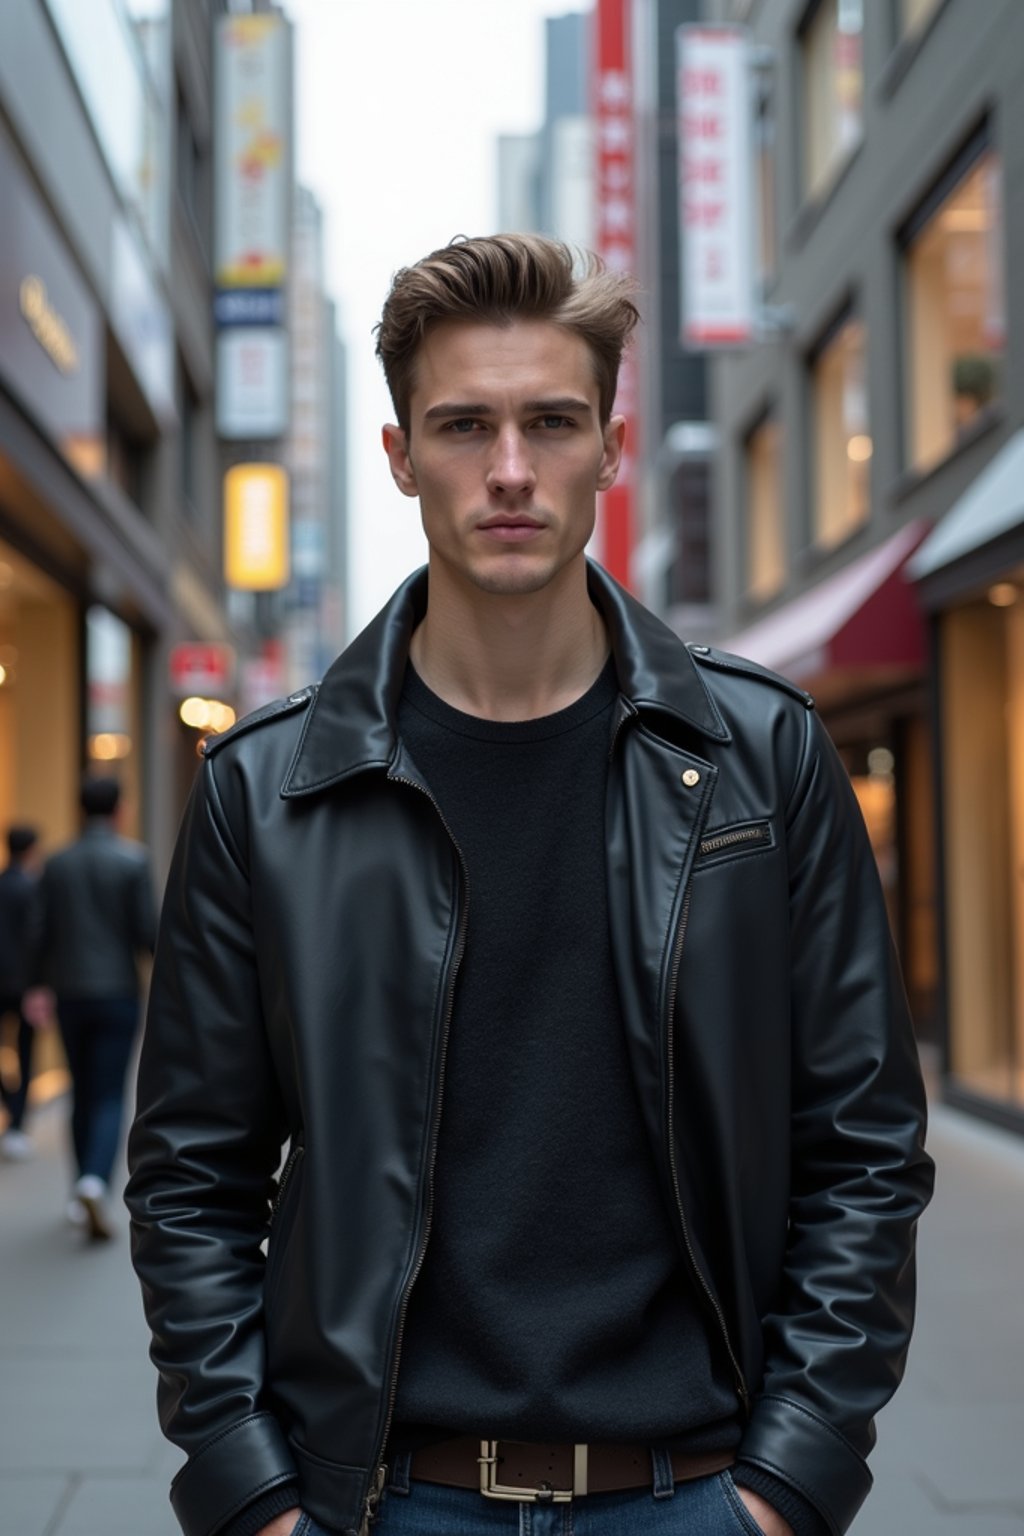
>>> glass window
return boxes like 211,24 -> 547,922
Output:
898,0 -> 943,40
802,0 -> 864,201
942,581 -> 1024,1109
904,149 -> 1005,473
745,416 -> 784,600
45,0 -> 170,263
811,316 -> 870,549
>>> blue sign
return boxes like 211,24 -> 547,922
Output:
214,288 -> 284,328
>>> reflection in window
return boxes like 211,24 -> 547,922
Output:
745,416 -> 784,601
904,148 -> 1005,472
802,0 -> 864,201
811,316 -> 870,549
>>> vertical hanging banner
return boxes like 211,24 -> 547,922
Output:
215,14 -> 289,289
594,0 -> 636,590
678,26 -> 754,348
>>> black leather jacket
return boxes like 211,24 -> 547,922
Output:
126,565 -> 933,1536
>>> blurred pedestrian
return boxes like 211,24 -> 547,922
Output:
26,776 -> 156,1240
128,236 -> 933,1536
0,824 -> 43,1160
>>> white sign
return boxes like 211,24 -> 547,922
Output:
216,327 -> 288,439
677,26 -> 754,348
215,15 -> 289,289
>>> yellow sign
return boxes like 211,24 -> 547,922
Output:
19,275 -> 79,375
224,463 -> 289,590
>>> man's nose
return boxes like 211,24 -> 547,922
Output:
485,428 -> 536,496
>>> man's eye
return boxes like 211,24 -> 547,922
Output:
538,415 -> 574,430
445,418 -> 481,434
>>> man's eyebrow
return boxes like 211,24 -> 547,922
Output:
522,397 -> 593,414
422,402 -> 495,420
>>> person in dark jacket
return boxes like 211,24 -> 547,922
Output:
28,776 -> 156,1239
126,236 -> 934,1536
0,824 -> 43,1159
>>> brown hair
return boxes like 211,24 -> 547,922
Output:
374,233 -> 640,431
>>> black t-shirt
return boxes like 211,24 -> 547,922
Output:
391,659 -> 740,1452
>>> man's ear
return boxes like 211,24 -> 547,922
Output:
597,413 -> 626,492
382,424 -> 418,497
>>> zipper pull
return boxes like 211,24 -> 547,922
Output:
359,1464 -> 387,1535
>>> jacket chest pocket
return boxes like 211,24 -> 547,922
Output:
696,819 -> 774,870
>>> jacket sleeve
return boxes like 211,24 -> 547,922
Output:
124,758 -> 298,1536
736,708 -> 935,1536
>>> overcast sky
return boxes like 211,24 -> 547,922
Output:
284,0 -> 591,635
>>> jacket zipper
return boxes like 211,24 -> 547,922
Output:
698,822 -> 770,859
360,774 -> 469,1534
665,878 -> 751,1415
268,1142 -> 303,1228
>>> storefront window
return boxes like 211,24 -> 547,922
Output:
745,416 -> 784,601
941,583 -> 1024,1109
904,148 -> 1005,473
802,0 -> 864,201
811,316 -> 870,550
86,606 -> 142,839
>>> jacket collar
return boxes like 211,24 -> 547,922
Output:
281,560 -> 728,798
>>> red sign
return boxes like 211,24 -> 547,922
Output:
169,642 -> 236,697
594,0 -> 636,590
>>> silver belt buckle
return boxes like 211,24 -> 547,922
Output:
478,1440 -> 588,1502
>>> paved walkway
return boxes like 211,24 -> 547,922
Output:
1,1098 -> 1022,1535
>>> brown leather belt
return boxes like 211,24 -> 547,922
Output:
409,1437 -> 735,1503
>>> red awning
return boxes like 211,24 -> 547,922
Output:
721,520 -> 930,706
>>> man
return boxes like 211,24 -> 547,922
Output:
127,235 -> 933,1536
28,776 -> 156,1239
0,824 -> 43,1159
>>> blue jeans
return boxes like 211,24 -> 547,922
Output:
57,996 -> 139,1184
0,993 -> 34,1130
295,1464 -> 765,1535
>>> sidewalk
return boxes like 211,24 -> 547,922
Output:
1,1099 -> 1023,1535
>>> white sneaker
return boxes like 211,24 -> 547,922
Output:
66,1197 -> 89,1228
73,1176 -> 114,1241
1,1129 -> 33,1161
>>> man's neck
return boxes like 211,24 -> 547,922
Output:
409,558 -> 610,722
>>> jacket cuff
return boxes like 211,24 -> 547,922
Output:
170,1413 -> 298,1536
218,1482 -> 300,1536
734,1463 -> 830,1536
737,1394 -> 872,1536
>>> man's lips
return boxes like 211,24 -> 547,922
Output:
476,515 -> 546,541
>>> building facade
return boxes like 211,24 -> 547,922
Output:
0,0 -> 237,882
705,0 -> 1024,1131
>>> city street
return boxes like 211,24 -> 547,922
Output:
1,1096 -> 1022,1535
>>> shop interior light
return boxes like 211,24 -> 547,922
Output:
987,582 -> 1018,608
0,664 -> 7,686
179,696 -> 237,733
89,733 -> 132,761
847,434 -> 874,462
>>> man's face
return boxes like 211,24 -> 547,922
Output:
382,319 -> 624,597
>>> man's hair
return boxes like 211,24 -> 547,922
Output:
6,825 -> 38,858
375,233 -> 640,432
80,775 -> 121,818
